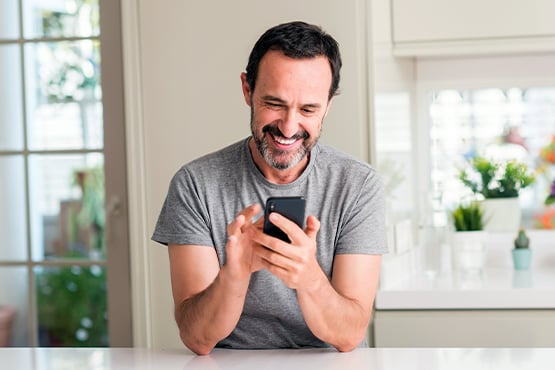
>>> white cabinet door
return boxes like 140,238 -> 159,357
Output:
374,310 -> 555,347
391,0 -> 555,56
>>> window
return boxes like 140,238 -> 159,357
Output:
0,0 -> 122,347
428,87 -> 555,229
374,54 -> 555,254
375,92 -> 413,223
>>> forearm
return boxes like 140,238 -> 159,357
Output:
175,266 -> 250,355
297,272 -> 371,352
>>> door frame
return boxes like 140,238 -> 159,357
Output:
100,0 -> 134,346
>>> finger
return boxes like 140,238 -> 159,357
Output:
227,234 -> 239,247
254,244 -> 288,270
305,215 -> 320,239
227,214 -> 246,236
240,204 -> 262,232
242,203 -> 261,221
253,214 -> 265,230
268,212 -> 300,242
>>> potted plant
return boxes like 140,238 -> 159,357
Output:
0,305 -> 16,347
452,201 -> 485,232
458,157 -> 535,232
512,229 -> 532,270
450,202 -> 487,273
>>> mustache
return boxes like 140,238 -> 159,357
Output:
262,125 -> 309,140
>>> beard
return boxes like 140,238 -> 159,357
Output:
250,108 -> 320,170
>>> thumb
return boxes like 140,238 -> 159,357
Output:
305,215 -> 320,239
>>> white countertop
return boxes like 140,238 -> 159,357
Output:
376,231 -> 555,310
1,347 -> 554,370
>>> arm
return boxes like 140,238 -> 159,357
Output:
296,253 -> 381,351
251,213 -> 381,352
168,205 -> 262,355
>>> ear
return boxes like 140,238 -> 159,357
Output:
240,72 -> 252,106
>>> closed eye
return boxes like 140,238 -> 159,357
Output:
265,102 -> 284,109
301,105 -> 320,115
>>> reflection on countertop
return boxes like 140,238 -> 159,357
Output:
376,230 -> 555,310
1,347 -> 555,370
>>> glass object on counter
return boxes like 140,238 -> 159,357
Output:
419,224 -> 447,278
450,231 -> 487,274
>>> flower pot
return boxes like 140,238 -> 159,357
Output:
0,305 -> 16,347
481,198 -> 521,233
512,248 -> 532,270
450,231 -> 487,273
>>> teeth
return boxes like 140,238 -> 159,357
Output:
274,136 -> 296,145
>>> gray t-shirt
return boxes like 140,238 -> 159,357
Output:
152,137 -> 387,349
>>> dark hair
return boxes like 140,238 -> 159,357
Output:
245,21 -> 342,100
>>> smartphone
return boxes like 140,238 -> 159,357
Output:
263,196 -> 306,243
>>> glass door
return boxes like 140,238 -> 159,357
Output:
0,0 -> 130,347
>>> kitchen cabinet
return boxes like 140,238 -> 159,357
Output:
391,0 -> 555,56
374,233 -> 555,347
374,310 -> 555,347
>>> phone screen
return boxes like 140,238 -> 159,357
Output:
263,196 -> 306,243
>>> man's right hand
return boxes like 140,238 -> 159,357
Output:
225,204 -> 265,280
168,204 -> 265,354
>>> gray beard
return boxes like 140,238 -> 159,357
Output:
253,135 -> 309,170
249,104 -> 321,170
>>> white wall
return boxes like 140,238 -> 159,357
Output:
123,0 -> 374,349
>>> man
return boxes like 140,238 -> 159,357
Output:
152,21 -> 387,355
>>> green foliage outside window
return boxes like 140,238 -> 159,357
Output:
36,262 -> 108,347
36,165 -> 107,347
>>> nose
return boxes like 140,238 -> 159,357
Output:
278,109 -> 300,138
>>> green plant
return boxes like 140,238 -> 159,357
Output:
41,0 -> 100,103
451,202 -> 484,231
458,157 -> 535,199
514,229 -> 530,249
35,165 -> 108,347
546,179 -> 555,205
36,258 -> 108,347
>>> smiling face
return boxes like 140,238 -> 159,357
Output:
241,49 -> 333,183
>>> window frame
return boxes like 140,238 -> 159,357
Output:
413,54 -> 555,234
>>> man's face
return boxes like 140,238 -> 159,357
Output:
241,50 -> 332,172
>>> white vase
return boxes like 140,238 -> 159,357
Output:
450,231 -> 487,273
481,198 -> 521,233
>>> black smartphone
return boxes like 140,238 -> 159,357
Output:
263,196 -> 306,243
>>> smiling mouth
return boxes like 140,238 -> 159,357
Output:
262,125 -> 308,149
272,135 -> 298,145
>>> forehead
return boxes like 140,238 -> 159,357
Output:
255,50 -> 332,99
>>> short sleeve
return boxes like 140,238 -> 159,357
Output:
151,167 -> 215,247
